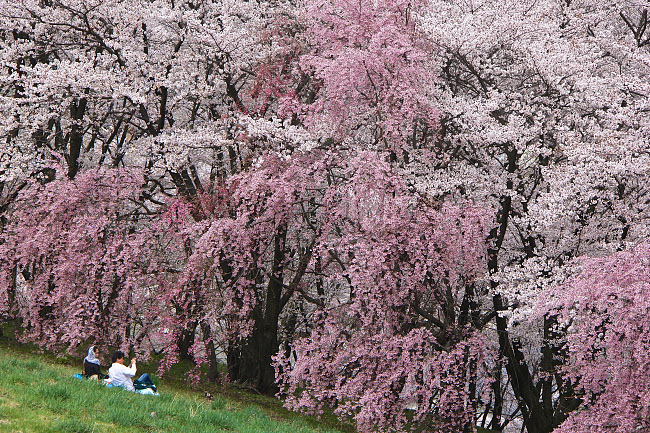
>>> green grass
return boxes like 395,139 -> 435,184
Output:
0,345 -> 344,433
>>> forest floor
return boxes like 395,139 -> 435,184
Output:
0,341 -> 349,433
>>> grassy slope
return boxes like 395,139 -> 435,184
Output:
0,344 -> 346,433
0,332 -> 498,433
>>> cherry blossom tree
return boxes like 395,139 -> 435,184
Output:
0,0 -> 294,361
0,168 -> 158,351
408,1 -> 650,430
296,0 -> 439,155
274,153 -> 490,433
544,243 -> 650,433
0,0 -> 275,189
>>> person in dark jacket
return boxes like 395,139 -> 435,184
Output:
83,345 -> 107,379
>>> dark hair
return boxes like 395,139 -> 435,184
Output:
112,350 -> 125,363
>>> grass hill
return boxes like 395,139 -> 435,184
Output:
0,344 -> 345,433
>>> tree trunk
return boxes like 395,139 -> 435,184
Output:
228,322 -> 281,394
200,321 -> 220,383
493,294 -> 553,433
227,225 -> 287,395
488,147 -> 554,433
67,97 -> 87,179
489,359 -> 503,431
177,324 -> 196,362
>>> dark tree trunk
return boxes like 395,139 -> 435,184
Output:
256,225 -> 286,394
487,148 -> 553,433
227,314 -> 265,387
226,339 -> 242,382
177,324 -> 197,362
493,294 -> 553,433
200,321 -> 220,383
489,359 -> 504,431
67,97 -> 87,179
1,265 -> 18,338
228,317 -> 280,394
227,225 -> 287,395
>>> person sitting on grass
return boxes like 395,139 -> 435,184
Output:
108,350 -> 157,394
83,345 -> 107,380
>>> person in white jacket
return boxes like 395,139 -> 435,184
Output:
108,351 -> 157,394
108,351 -> 137,391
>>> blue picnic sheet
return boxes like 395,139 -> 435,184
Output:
72,373 -> 158,395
